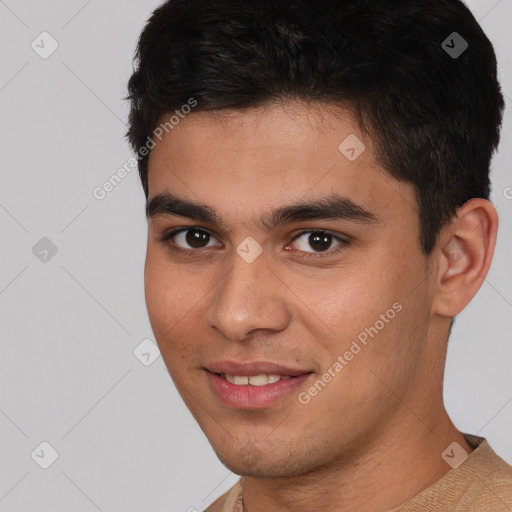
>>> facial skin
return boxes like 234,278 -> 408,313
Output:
145,101 -> 497,512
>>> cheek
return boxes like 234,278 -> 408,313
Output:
144,252 -> 173,332
144,245 -> 198,322
283,262 -> 399,339
144,249 -> 198,360
286,259 -> 415,383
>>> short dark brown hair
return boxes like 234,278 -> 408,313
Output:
126,0 -> 504,254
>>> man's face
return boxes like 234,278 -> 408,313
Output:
145,102 -> 436,477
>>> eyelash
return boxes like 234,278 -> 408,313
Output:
158,227 -> 351,260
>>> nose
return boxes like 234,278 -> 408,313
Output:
204,249 -> 292,341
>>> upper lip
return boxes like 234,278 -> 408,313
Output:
205,360 -> 312,377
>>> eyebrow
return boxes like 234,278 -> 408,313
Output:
146,192 -> 380,231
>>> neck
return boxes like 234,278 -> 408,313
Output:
241,408 -> 472,512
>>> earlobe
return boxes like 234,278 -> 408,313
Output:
433,199 -> 498,317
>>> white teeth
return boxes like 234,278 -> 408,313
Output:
222,373 -> 292,385
248,374 -> 268,386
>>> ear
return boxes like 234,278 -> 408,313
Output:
431,198 -> 498,317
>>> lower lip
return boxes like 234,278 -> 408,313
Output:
206,371 -> 313,409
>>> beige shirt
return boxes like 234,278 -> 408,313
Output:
204,434 -> 512,511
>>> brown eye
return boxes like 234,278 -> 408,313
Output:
162,228 -> 221,251
291,231 -> 343,254
308,233 -> 332,252
185,229 -> 211,248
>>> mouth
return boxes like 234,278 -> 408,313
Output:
204,362 -> 314,409
204,360 -> 312,378
215,372 -> 294,386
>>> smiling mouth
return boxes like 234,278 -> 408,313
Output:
214,372 -> 296,386
206,370 -> 314,409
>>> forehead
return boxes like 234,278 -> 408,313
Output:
146,101 -> 417,231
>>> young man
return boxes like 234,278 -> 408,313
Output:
126,0 -> 511,510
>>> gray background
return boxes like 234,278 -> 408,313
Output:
0,1 -> 511,511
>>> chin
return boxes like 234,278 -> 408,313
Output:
212,440 -> 318,479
